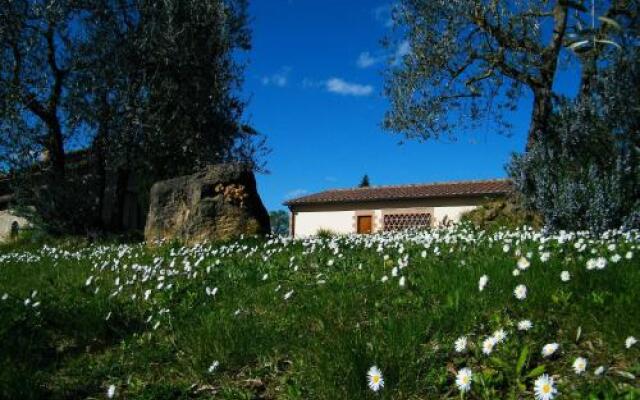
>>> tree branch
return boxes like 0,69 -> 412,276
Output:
541,1 -> 569,80
471,5 -> 544,56
45,25 -> 67,115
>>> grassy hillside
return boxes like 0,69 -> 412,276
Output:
1,226 -> 639,399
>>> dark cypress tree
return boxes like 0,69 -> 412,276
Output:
359,174 -> 371,188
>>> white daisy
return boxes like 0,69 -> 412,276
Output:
594,366 -> 605,376
482,336 -> 497,355
512,268 -> 521,276
283,290 -> 294,300
381,275 -> 389,283
560,271 -> 570,282
454,336 -> 467,353
493,329 -> 507,343
518,320 -> 533,331
541,343 -> 559,357
625,336 -> 638,349
514,284 -> 527,300
455,367 -> 473,393
208,360 -> 220,373
367,366 -> 384,392
517,257 -> 531,270
107,384 -> 116,398
572,357 -> 587,375
534,374 -> 557,400
478,275 -> 488,291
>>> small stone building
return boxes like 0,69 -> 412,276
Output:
0,176 -> 28,242
284,179 -> 510,237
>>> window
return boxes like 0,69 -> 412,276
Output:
383,213 -> 431,231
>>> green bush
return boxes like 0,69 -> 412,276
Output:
508,51 -> 640,232
315,228 -> 337,239
461,197 -> 543,230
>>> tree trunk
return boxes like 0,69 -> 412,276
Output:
526,0 -> 568,150
95,93 -> 111,230
527,87 -> 553,150
113,168 -> 130,231
47,116 -> 66,180
94,133 -> 108,229
579,54 -> 598,100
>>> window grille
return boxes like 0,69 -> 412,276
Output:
383,213 -> 431,231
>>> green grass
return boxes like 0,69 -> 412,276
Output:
1,226 -> 639,399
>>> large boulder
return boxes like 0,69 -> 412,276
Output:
144,164 -> 270,244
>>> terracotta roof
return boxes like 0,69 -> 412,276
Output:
284,179 -> 511,206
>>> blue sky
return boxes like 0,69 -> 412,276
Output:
244,1 -> 579,211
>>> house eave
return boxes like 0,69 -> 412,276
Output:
285,191 -> 507,209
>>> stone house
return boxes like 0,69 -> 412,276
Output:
0,176 -> 28,242
284,179 -> 510,237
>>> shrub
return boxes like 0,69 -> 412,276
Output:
316,228 -> 336,239
461,197 -> 543,230
508,51 -> 640,232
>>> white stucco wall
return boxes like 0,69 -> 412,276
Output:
291,199 -> 484,237
294,210 -> 356,236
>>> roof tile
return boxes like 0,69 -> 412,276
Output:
284,179 -> 511,206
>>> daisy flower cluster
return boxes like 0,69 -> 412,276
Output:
1,224 -> 638,399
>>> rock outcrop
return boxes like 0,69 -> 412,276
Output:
144,164 -> 270,244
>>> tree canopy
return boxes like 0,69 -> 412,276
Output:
384,0 -> 638,147
359,174 -> 371,187
269,210 -> 289,236
0,0 -> 262,233
509,45 -> 640,231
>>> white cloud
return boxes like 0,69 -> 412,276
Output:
301,77 -> 322,89
393,40 -> 411,64
357,40 -> 410,69
326,78 -> 373,96
396,40 -> 410,57
284,189 -> 308,199
373,5 -> 393,28
261,67 -> 291,87
356,51 -> 382,68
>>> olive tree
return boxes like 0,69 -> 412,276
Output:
1,0 -> 262,234
384,0 -> 636,147
0,0 -> 102,232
